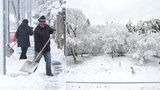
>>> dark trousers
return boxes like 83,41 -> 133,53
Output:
20,47 -> 28,59
35,52 -> 52,75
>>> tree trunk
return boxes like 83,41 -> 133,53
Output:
70,47 -> 77,63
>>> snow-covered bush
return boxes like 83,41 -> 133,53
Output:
86,26 -> 106,55
102,23 -> 129,57
125,19 -> 160,63
127,31 -> 160,64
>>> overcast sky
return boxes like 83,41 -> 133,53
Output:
66,0 -> 160,25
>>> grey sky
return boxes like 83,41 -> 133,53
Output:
66,0 -> 160,25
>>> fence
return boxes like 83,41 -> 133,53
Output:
66,81 -> 160,90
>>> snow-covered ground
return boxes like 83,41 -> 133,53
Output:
66,55 -> 160,90
0,38 -> 66,90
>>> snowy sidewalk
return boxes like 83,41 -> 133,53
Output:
4,58 -> 65,90
0,73 -> 65,90
0,40 -> 66,90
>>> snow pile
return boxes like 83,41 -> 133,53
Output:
50,38 -> 65,64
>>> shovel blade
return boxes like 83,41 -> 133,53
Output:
20,61 -> 39,74
6,45 -> 14,57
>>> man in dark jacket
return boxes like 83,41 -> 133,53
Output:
16,19 -> 33,59
34,15 -> 55,76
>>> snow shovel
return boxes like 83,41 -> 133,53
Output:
6,42 -> 17,57
19,38 -> 51,74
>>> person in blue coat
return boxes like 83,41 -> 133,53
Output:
16,19 -> 33,59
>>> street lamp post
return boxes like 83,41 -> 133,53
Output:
0,0 -> 6,75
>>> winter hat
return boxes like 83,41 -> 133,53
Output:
38,15 -> 46,22
22,19 -> 28,24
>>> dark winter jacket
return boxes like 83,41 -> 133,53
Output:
34,24 -> 55,52
16,22 -> 33,47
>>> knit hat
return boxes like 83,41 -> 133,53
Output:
38,15 -> 46,22
22,19 -> 28,24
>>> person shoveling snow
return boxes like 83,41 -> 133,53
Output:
20,16 -> 56,76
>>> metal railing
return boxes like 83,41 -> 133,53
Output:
66,81 -> 160,90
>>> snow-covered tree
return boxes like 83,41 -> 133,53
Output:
32,0 -> 66,26
87,25 -> 106,55
66,8 -> 90,63
102,23 -> 129,57
126,19 -> 160,34
126,20 -> 135,32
